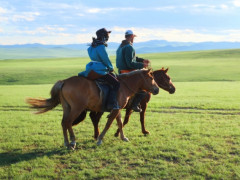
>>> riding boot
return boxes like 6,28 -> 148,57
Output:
106,89 -> 120,111
131,91 -> 147,112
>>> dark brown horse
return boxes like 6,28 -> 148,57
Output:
115,68 -> 175,136
27,69 -> 159,149
72,68 -> 175,139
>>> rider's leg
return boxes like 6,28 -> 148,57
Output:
99,73 -> 120,110
131,91 -> 147,112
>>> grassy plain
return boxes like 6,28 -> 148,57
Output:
0,49 -> 240,179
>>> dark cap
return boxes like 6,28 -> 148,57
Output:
96,28 -> 111,38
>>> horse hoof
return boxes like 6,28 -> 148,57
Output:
143,131 -> 150,135
68,146 -> 75,150
114,132 -> 119,137
122,137 -> 129,142
64,142 -> 69,147
69,142 -> 76,150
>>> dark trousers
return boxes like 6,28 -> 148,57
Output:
99,73 -> 120,91
99,73 -> 120,110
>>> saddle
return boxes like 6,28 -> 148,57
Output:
94,78 -> 111,112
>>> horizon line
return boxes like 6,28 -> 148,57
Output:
1,40 -> 240,46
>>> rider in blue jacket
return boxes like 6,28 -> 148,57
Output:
88,28 -> 120,111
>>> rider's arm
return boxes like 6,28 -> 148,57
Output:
97,45 -> 114,71
136,57 -> 144,62
124,46 -> 144,69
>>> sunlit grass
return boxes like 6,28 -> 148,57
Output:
0,49 -> 240,179
0,82 -> 240,179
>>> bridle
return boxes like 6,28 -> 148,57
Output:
155,70 -> 172,91
140,68 -> 155,91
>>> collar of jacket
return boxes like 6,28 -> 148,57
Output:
120,40 -> 132,48
91,37 -> 108,47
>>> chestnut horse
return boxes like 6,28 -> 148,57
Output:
72,68 -> 175,139
27,69 -> 159,149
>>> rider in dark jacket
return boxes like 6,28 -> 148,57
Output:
116,30 -> 150,112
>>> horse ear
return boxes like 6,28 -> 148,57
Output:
165,68 -> 169,73
161,67 -> 165,70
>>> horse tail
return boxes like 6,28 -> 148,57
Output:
26,80 -> 64,114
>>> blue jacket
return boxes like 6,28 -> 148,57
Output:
79,45 -> 114,77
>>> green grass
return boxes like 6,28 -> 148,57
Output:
1,49 -> 240,85
0,49 -> 240,179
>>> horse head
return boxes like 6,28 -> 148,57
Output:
153,67 -> 175,94
141,69 -> 159,95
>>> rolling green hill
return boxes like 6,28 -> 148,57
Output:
0,49 -> 240,85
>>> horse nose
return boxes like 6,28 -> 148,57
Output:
169,87 -> 176,94
152,87 -> 159,95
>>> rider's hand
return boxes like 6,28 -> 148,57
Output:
143,62 -> 148,68
143,59 -> 150,68
143,59 -> 150,64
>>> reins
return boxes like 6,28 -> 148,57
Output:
114,68 -> 154,95
114,69 -> 136,94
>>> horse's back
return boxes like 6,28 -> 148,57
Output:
61,76 -> 102,111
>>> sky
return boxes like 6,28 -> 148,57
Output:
0,0 -> 240,45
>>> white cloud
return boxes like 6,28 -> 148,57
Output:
87,8 -> 101,13
86,7 -> 140,14
11,12 -> 40,22
233,0 -> 240,7
0,7 -> 10,22
0,9 -> 40,22
190,3 -> 230,12
15,25 -> 66,35
0,7 -> 8,14
0,16 -> 8,22
111,27 -> 240,43
155,6 -> 176,11
2,27 -> 240,45
0,33 -> 92,45
220,4 -> 229,9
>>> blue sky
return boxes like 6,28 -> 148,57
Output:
0,0 -> 240,44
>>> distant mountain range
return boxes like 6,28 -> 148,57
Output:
0,40 -> 240,59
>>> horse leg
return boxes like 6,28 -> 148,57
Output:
72,110 -> 87,126
64,107 -> 84,150
140,102 -> 150,135
68,123 -> 77,150
116,113 -> 129,142
62,114 -> 70,147
114,107 -> 133,137
97,109 -> 119,145
90,111 -> 104,140
61,100 -> 71,147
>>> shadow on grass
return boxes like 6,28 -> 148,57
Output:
0,148 -> 69,167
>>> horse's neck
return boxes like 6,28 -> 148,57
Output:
119,74 -> 141,94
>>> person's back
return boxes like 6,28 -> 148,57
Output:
116,40 -> 145,74
116,30 -> 150,112
88,45 -> 113,71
